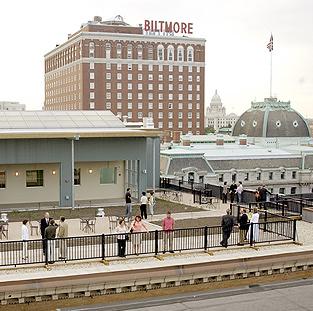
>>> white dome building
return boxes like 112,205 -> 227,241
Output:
205,90 -> 238,131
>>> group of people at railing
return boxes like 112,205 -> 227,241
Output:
220,207 -> 260,248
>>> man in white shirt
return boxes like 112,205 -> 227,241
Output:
21,219 -> 29,260
236,181 -> 244,203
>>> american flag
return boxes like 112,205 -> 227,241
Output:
267,34 -> 273,52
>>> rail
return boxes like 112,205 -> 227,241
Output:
0,219 -> 296,267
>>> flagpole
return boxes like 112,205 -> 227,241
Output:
270,50 -> 273,98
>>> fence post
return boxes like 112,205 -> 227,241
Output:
193,189 -> 196,204
154,230 -> 159,255
249,223 -> 254,247
293,220 -> 297,242
300,199 -> 303,215
101,234 -> 105,260
282,201 -> 285,217
44,239 -> 48,266
204,226 -> 208,251
199,190 -> 202,205
264,210 -> 268,232
237,205 -> 240,223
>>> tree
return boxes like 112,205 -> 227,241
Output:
205,126 -> 215,134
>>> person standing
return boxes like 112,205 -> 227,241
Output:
236,181 -> 243,203
162,211 -> 175,253
229,181 -> 237,203
247,208 -> 260,243
130,215 -> 148,255
148,191 -> 155,218
40,212 -> 52,255
21,219 -> 29,261
125,188 -> 132,221
57,216 -> 68,260
140,192 -> 148,220
237,209 -> 249,245
220,209 -> 235,248
222,181 -> 228,204
115,219 -> 128,257
44,219 -> 58,264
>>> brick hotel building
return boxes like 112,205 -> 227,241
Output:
44,16 -> 205,135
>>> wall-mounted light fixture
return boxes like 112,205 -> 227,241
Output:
52,170 -> 56,175
15,171 -> 19,176
88,169 -> 93,174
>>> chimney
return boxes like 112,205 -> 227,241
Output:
182,139 -> 191,146
163,131 -> 172,143
239,134 -> 247,146
94,16 -> 102,22
172,131 -> 181,143
216,134 -> 224,146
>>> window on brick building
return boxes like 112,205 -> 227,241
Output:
157,45 -> 164,61
167,45 -> 174,61
148,45 -> 153,60
137,44 -> 143,60
89,42 -> 95,58
127,44 -> 132,59
105,43 -> 111,58
116,43 -> 122,59
187,46 -> 194,62
177,46 -> 184,61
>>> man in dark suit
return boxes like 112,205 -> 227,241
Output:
40,212 -> 52,254
220,209 -> 235,248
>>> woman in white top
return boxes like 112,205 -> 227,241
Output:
21,219 -> 29,260
140,191 -> 148,220
247,207 -> 260,243
148,192 -> 155,218
115,219 -> 128,257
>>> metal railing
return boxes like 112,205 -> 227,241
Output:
0,219 -> 296,267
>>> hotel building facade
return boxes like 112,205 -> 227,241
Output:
44,15 -> 206,135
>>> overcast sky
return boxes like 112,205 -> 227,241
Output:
0,0 -> 312,117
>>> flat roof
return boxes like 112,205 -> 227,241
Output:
0,111 -> 161,139
161,144 -> 305,160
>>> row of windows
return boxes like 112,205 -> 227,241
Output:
0,168 -> 118,189
89,42 -> 195,62
89,102 -> 201,110
158,121 -> 200,129
45,93 -> 81,105
91,63 -> 201,73
91,92 -> 201,101
99,72 -> 201,82
219,171 -> 297,182
98,82 -> 201,92
74,168 -> 117,185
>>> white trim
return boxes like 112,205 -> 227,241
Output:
45,32 -> 205,58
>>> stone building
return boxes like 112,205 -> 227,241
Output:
205,90 -> 238,131
161,97 -> 313,195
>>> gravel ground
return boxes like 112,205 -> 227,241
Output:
6,199 -> 204,222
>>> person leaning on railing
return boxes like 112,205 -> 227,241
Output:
115,218 -> 128,257
44,219 -> 58,264
237,209 -> 249,246
130,215 -> 148,256
220,209 -> 235,248
57,216 -> 68,260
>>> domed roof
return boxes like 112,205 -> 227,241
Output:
232,98 -> 310,138
210,90 -> 222,105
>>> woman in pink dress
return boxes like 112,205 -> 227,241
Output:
130,215 -> 148,255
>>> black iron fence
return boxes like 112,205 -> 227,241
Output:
0,219 -> 296,268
